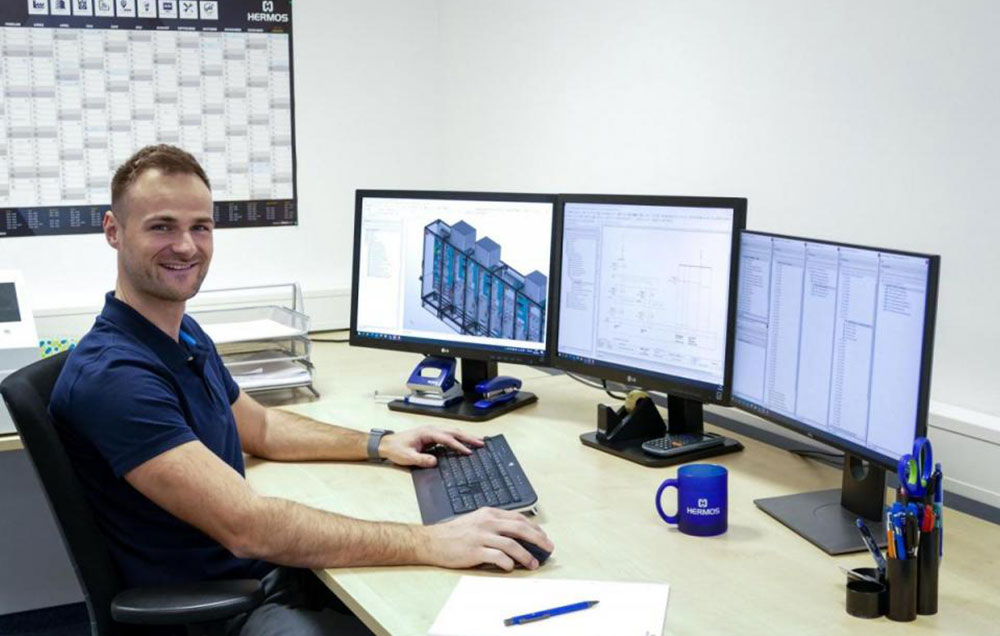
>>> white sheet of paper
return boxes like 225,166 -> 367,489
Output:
429,577 -> 669,636
200,319 -> 302,344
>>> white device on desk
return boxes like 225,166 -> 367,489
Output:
0,271 -> 40,435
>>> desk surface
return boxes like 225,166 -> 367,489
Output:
246,344 -> 999,635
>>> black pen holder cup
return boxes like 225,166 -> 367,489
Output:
845,568 -> 885,619
917,528 -> 940,615
886,558 -> 918,622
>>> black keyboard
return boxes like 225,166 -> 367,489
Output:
412,434 -> 539,524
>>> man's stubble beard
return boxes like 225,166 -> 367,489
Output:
120,249 -> 210,303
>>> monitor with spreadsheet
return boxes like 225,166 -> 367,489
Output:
732,231 -> 939,554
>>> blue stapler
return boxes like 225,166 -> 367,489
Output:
473,376 -> 521,409
404,356 -> 464,407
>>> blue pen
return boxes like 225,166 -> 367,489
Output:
890,507 -> 906,560
503,600 -> 599,626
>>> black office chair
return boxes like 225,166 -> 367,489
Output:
0,352 -> 263,636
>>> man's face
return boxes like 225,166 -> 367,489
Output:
105,169 -> 215,303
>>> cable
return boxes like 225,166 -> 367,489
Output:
790,448 -> 844,461
563,372 -> 628,401
602,379 -> 626,401
564,371 -> 606,391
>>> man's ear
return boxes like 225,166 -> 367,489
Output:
103,210 -> 121,249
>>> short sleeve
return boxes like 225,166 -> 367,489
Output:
61,351 -> 197,478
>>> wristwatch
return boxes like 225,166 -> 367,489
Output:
367,428 -> 393,461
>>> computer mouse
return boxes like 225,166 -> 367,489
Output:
515,538 -> 551,566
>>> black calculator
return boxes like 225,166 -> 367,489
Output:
641,432 -> 726,457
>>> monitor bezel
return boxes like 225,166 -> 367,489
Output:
350,189 -> 559,366
731,229 -> 940,470
548,193 -> 748,405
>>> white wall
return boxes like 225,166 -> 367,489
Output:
4,1 -> 998,443
433,0 -> 1000,420
1,0 -> 444,326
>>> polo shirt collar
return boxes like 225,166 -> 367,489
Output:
100,291 -> 206,372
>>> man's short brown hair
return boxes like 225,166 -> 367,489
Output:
110,145 -> 212,221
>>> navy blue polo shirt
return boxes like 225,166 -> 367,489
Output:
50,292 -> 273,587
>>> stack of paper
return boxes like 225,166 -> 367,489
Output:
223,350 -> 311,390
429,577 -> 669,636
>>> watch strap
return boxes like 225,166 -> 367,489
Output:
367,428 -> 393,461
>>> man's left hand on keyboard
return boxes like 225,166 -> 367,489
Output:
377,426 -> 483,467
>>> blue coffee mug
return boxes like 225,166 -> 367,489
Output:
655,464 -> 728,536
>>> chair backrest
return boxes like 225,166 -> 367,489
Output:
0,352 -> 128,636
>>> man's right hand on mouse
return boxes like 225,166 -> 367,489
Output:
418,507 -> 553,571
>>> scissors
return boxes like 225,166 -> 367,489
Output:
897,437 -> 933,498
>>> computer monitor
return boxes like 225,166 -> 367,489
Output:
350,190 -> 557,420
732,231 -> 939,554
550,194 -> 747,444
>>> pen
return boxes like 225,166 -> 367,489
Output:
892,513 -> 906,560
885,509 -> 896,559
933,463 -> 944,557
503,600 -> 599,626
904,514 -> 918,558
855,519 -> 886,579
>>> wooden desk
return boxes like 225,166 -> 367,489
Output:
245,344 -> 1000,635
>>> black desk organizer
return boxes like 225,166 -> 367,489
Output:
580,395 -> 742,467
388,392 -> 536,422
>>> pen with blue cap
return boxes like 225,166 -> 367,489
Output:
503,600 -> 599,626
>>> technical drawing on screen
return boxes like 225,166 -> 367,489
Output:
421,219 -> 547,344
351,190 -> 555,422
557,199 -> 741,398
355,195 -> 553,359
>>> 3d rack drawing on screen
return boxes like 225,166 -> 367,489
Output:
351,191 -> 556,422
420,219 -> 547,344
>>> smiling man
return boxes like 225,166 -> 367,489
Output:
49,145 -> 552,635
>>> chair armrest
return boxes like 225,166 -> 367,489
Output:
111,579 -> 264,626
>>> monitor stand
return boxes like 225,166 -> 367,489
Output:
388,358 -> 537,422
754,453 -> 889,555
580,394 -> 743,467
